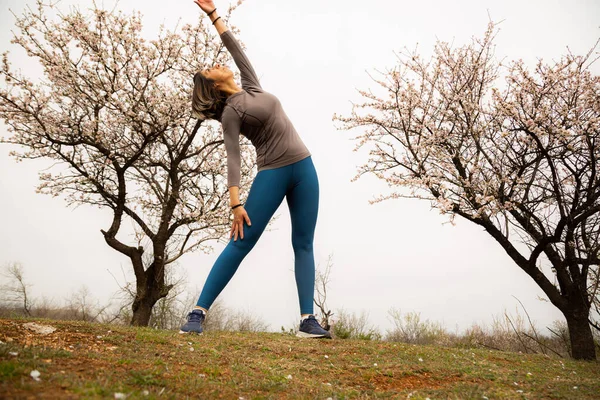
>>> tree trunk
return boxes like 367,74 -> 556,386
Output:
564,307 -> 597,361
129,264 -> 162,327
131,296 -> 155,326
129,257 -> 173,327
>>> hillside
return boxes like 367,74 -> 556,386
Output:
1,317 -> 599,399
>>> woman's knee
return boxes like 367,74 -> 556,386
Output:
292,237 -> 313,254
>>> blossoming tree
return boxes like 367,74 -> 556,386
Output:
333,23 -> 599,360
0,1 -> 255,326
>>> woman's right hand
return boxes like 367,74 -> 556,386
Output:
193,0 -> 216,15
230,206 -> 251,241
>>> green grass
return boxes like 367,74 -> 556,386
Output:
1,317 -> 599,399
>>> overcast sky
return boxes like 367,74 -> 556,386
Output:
1,0 -> 599,334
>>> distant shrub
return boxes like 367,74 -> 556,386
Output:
331,309 -> 381,340
385,308 -> 447,345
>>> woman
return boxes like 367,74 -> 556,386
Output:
179,0 -> 331,339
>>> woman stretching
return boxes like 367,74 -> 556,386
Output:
180,0 -> 331,339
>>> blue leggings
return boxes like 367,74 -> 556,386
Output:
196,156 -> 319,315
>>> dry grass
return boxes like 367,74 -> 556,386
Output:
1,317 -> 599,399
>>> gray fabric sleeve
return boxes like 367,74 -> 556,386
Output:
220,30 -> 262,92
221,106 -> 242,188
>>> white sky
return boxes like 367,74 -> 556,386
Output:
1,0 -> 599,334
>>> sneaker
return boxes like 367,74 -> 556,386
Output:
296,315 -> 332,339
179,309 -> 205,334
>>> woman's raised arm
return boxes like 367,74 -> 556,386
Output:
193,0 -> 228,35
194,0 -> 262,92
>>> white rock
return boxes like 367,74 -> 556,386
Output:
286,375 -> 293,380
9,352 -> 18,356
324,355 -> 329,359
373,363 -> 377,367
23,322 -> 56,335
114,393 -> 127,399
418,357 -> 423,362
30,370 -> 41,381
142,390 -> 149,396
189,347 -> 194,352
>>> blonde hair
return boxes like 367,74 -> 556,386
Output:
191,71 -> 228,121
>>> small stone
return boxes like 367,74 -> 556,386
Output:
189,347 -> 194,352
142,390 -> 149,396
516,390 -> 523,393
23,322 -> 56,335
30,370 -> 41,381
286,374 -> 292,379
324,355 -> 329,359
418,357 -> 423,362
114,393 -> 127,399
199,373 -> 206,378
573,386 -> 578,390
9,352 -> 18,356
373,363 -> 378,366
96,335 -> 103,339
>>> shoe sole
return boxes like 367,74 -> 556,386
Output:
178,330 -> 203,335
295,331 -> 332,339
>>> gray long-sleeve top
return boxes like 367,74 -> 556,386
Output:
219,29 -> 311,187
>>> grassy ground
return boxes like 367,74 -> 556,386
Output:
1,317 -> 599,399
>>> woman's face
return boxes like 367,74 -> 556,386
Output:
201,63 -> 233,86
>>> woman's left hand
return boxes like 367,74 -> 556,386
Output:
230,206 -> 251,241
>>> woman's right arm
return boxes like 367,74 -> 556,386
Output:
194,1 -> 263,91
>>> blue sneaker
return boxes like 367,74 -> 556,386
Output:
179,309 -> 205,334
296,315 -> 332,339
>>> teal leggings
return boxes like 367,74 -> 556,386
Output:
196,155 -> 319,315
